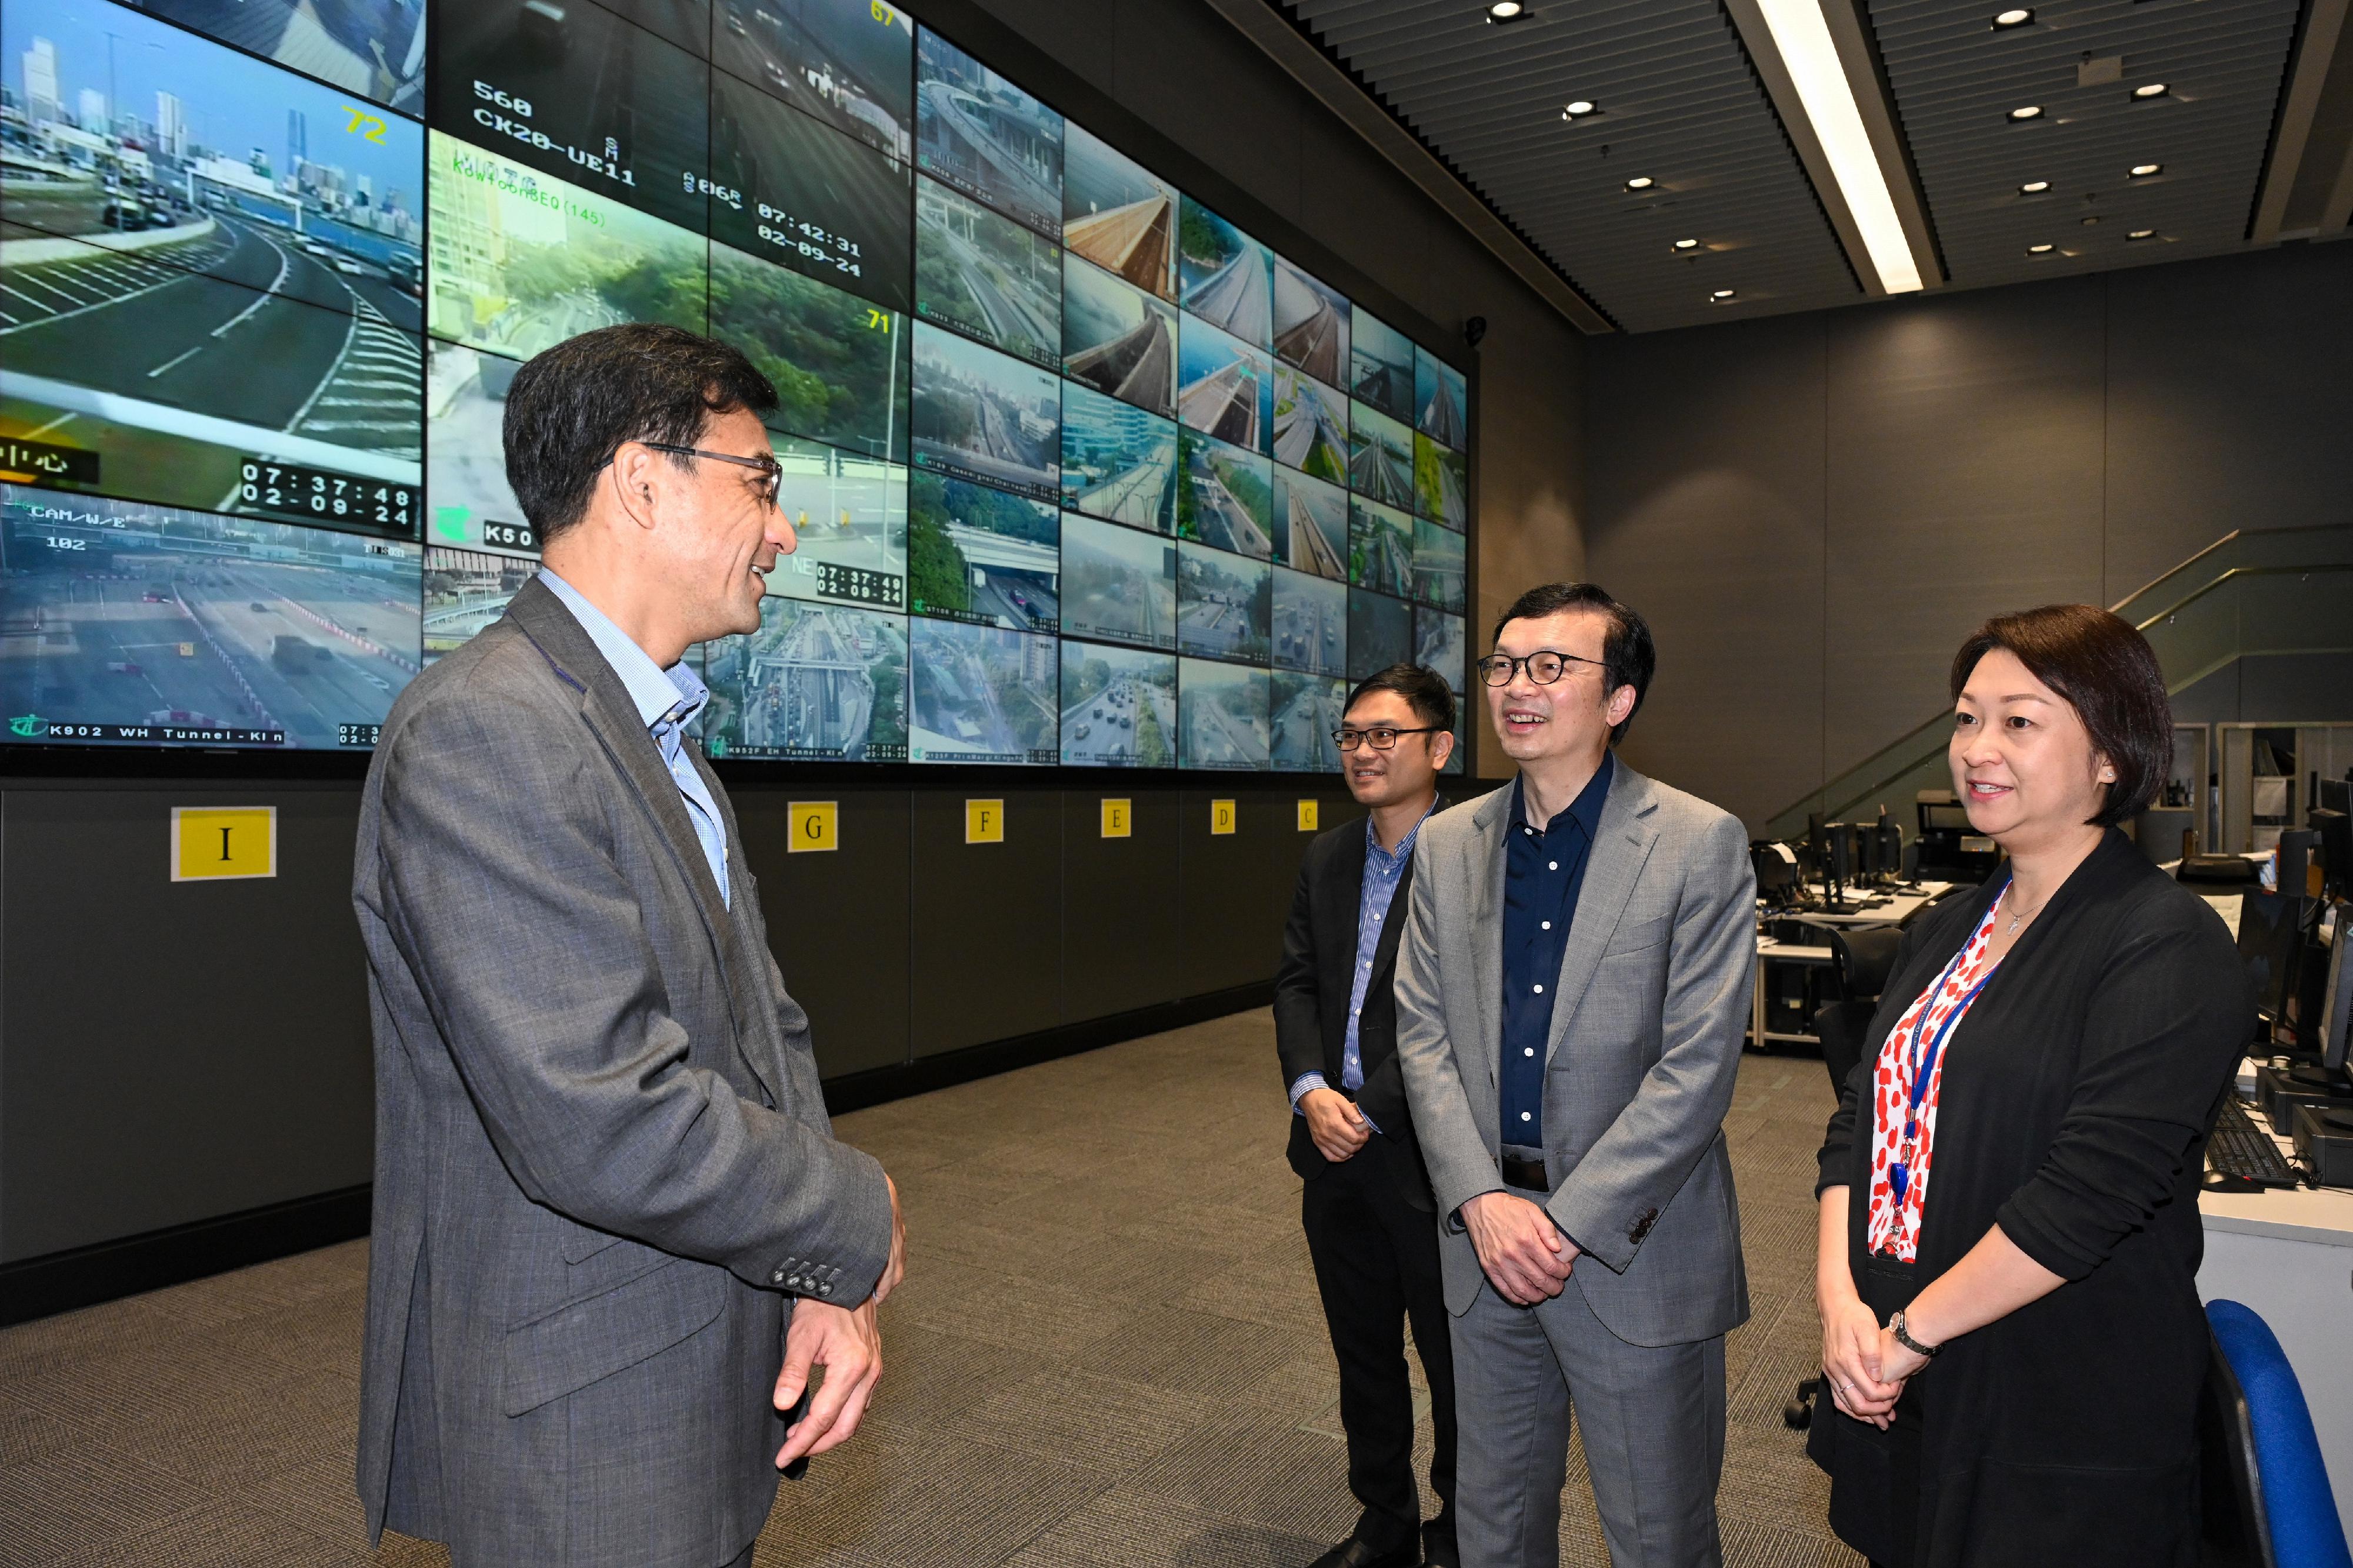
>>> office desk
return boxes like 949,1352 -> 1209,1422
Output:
1752,938 -> 1834,1049
1781,880 -> 1957,930
2198,1073 -> 2353,1541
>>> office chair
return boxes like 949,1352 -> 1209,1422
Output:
2199,1299 -> 2351,1568
1783,925 -> 1906,1432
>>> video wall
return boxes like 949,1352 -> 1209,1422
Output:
0,0 -> 1472,771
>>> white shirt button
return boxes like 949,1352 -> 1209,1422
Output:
1549,860 -> 1558,871
1541,920 -> 1552,930
1533,983 -> 1544,994
1362,961 -> 1370,968
1524,1047 -> 1535,1057
1521,1111 -> 1533,1122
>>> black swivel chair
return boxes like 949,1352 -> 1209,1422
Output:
1784,925 -> 1907,1432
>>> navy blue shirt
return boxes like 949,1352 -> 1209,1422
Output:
1499,755 -> 1615,1149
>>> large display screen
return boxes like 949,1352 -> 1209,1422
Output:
1,0 -> 1472,772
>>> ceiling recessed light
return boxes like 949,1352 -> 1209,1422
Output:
1671,238 -> 1699,251
1992,7 -> 2033,26
2128,228 -> 2155,240
2027,242 -> 2055,253
2019,179 -> 2051,194
2132,82 -> 2168,99
1625,175 -> 1655,191
2009,105 -> 2043,121
1486,1 -> 1528,19
1711,289 -> 1737,301
2129,162 -> 2162,178
1562,100 -> 1597,118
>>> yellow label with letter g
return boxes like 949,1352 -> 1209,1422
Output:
788,801 -> 838,852
171,806 -> 276,881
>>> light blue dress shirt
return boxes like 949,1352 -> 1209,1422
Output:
1288,801 -> 1437,1132
538,569 -> 729,907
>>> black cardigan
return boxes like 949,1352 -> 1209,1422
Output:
1808,830 -> 2251,1568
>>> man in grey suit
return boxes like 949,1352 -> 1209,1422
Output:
352,324 -> 905,1567
1394,583 -> 1754,1568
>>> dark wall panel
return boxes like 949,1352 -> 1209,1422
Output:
907,788 -> 1064,1057
1062,788 -> 1182,1022
1179,788 -> 1294,996
1821,278 -> 2108,779
2102,245 -> 2353,594
1,784 -> 372,1262
732,785 -> 911,1079
1589,312 -> 1831,832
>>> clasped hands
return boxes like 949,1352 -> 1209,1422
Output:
1462,1190 -> 1578,1306
1818,1290 -> 1931,1429
772,1172 -> 908,1470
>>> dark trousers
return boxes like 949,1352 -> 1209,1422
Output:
1302,1145 -> 1458,1555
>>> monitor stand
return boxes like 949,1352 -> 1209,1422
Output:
2287,1063 -> 2351,1093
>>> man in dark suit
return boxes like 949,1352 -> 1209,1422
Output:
1277,663 -> 1461,1568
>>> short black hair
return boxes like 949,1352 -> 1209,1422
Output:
1949,604 -> 2172,829
1490,582 -> 1656,746
502,323 -> 779,543
1345,663 -> 1455,734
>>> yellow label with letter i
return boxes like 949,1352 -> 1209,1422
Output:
171,806 -> 276,881
1210,799 -> 1237,835
1297,799 -> 1319,832
1101,798 -> 1131,838
965,799 -> 1004,844
788,802 -> 838,852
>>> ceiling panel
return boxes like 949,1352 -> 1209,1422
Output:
1285,0 -> 1865,330
1869,0 -> 2302,289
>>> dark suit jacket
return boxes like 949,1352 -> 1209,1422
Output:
1274,803 -> 1442,1212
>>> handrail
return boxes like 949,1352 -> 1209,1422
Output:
1762,525 -> 2353,839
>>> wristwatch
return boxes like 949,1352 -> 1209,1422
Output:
1889,1309 -> 1942,1359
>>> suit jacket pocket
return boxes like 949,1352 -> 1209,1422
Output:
559,1219 -> 629,1266
1601,909 -> 1670,958
502,1255 -> 729,1416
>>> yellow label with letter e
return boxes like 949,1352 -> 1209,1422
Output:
1210,799 -> 1237,835
788,801 -> 838,853
1101,798 -> 1131,838
965,799 -> 1004,844
1297,799 -> 1319,832
171,806 -> 276,882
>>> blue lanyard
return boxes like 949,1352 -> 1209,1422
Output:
1888,889 -> 2007,1205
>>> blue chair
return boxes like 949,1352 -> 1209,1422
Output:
2201,1299 -> 2352,1568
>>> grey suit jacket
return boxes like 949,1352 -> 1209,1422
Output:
352,578 -> 894,1567
1394,763 -> 1755,1347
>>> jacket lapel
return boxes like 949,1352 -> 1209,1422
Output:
1327,828 -> 1367,1080
1545,764 -> 1662,1058
506,583 -> 746,1037
1467,785 -> 1515,1086
686,740 -> 781,1106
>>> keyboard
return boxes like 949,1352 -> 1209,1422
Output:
2208,1095 -> 2300,1189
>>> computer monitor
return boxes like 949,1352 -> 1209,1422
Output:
1877,819 -> 1904,882
1751,842 -> 1798,903
1825,822 -> 1857,889
2321,919 -> 2353,1075
2308,806 -> 2351,902
1852,822 -> 1880,879
1919,798 -> 1971,835
2278,828 -> 2324,902
2318,777 -> 2351,819
2236,890 -> 2306,1032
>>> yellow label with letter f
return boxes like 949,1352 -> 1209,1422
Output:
965,799 -> 1004,843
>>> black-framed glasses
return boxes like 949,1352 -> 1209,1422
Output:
1333,725 -> 1443,752
1474,650 -> 1607,687
598,442 -> 784,506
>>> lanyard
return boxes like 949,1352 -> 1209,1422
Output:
1888,890 -> 2006,1206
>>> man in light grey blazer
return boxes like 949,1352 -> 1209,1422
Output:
353,325 -> 904,1567
1394,583 -> 1754,1568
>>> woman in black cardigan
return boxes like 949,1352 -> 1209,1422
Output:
1809,604 -> 2249,1568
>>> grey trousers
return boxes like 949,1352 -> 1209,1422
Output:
1451,1273 -> 1727,1568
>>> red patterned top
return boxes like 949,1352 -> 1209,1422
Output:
1866,900 -> 2005,1262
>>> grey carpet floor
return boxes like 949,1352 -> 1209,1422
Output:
0,1010 -> 1864,1567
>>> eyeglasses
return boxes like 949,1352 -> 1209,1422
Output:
1333,725 -> 1444,751
598,442 -> 784,507
1474,650 -> 1607,687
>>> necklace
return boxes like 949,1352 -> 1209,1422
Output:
2001,883 -> 2046,936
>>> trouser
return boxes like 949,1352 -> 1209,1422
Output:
1449,1262 -> 1726,1568
1302,1146 -> 1459,1555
